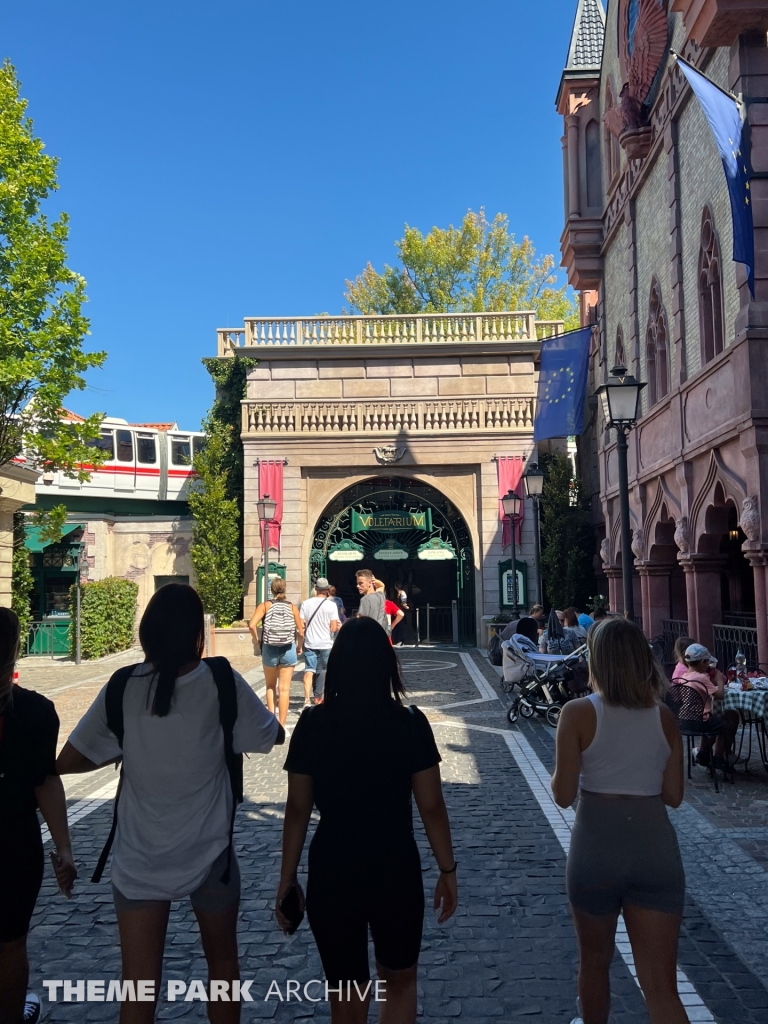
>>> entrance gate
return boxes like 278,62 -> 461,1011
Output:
310,477 -> 476,644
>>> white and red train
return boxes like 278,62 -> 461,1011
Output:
37,417 -> 205,502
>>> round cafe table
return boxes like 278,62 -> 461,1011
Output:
721,685 -> 768,769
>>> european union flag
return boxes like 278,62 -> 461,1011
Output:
677,55 -> 755,297
533,325 -> 592,443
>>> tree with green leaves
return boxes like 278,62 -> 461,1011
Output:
345,208 -> 579,326
0,60 -> 105,475
539,453 -> 595,610
189,418 -> 243,627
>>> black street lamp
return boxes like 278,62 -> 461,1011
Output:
501,489 -> 522,615
594,365 -> 646,620
256,494 -> 278,604
523,463 -> 545,606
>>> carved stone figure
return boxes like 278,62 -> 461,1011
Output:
631,527 -> 646,561
600,537 -> 611,564
740,495 -> 761,542
674,516 -> 690,553
603,0 -> 669,148
373,445 -> 405,465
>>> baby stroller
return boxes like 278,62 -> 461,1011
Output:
505,642 -> 589,728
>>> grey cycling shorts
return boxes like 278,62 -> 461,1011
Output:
566,790 -> 685,916
112,846 -> 240,913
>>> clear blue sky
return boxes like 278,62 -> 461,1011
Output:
4,0 -> 581,430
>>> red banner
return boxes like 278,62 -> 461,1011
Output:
258,460 -> 283,551
496,456 -> 524,548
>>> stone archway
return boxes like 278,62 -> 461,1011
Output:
308,476 -> 476,643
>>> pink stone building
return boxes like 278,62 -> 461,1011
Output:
558,0 -> 768,667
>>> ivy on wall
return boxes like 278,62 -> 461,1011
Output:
189,356 -> 256,626
539,453 -> 595,611
11,512 -> 34,636
70,577 -> 138,660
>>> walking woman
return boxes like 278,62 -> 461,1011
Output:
249,578 -> 303,726
0,608 -> 76,1024
57,584 -> 283,1024
276,617 -> 457,1024
551,617 -> 686,1024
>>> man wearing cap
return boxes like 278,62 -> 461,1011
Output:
299,578 -> 341,707
681,643 -> 739,767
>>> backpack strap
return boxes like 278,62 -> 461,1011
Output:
92,664 -> 139,884
204,656 -> 243,884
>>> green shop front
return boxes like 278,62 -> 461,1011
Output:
24,523 -> 85,655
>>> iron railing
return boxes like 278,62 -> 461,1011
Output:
23,620 -> 71,658
722,611 -> 757,628
661,619 -> 690,671
713,623 -> 759,671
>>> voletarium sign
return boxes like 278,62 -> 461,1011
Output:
351,510 -> 431,533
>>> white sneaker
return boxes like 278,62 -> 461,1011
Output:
303,700 -> 312,709
569,1019 -> 584,1024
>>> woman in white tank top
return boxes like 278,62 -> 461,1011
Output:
551,617 -> 686,1024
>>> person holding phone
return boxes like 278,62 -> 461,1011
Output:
276,616 -> 457,1024
0,607 -> 76,1024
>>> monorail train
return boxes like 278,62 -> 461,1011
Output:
36,418 -> 205,502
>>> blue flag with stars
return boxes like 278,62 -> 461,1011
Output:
533,325 -> 592,443
677,56 -> 755,297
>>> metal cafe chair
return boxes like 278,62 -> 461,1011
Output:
665,683 -> 734,793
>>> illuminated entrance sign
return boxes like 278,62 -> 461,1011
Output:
373,540 -> 409,561
351,509 -> 432,533
417,537 -> 456,561
328,539 -> 365,562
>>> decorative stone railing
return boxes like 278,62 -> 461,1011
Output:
243,398 -> 535,435
219,313 -> 563,356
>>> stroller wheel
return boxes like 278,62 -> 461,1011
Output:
519,699 -> 535,718
507,701 -> 519,724
546,705 -> 562,728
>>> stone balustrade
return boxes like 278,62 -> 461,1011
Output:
219,312 -> 563,356
242,397 -> 534,435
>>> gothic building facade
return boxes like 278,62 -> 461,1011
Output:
558,0 -> 768,666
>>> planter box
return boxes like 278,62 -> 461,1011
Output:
208,627 -> 258,658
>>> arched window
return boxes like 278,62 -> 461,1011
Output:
699,207 -> 724,364
615,325 -> 626,369
646,280 -> 669,407
586,120 -> 602,208
604,79 -> 622,185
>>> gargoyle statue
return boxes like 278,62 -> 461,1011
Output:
604,0 -> 669,138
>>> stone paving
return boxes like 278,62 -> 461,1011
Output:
17,646 -> 768,1022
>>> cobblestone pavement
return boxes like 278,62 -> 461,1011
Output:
20,647 -> 768,1022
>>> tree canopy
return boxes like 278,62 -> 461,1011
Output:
539,453 -> 595,611
345,208 -> 578,326
0,60 -> 105,474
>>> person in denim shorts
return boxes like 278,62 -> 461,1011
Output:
249,578 -> 304,726
299,579 -> 340,707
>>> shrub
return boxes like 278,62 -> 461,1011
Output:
11,513 -> 34,636
70,577 -> 138,660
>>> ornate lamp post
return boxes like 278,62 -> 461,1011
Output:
501,489 -> 522,615
523,463 -> 545,606
256,494 -> 278,604
594,366 -> 646,620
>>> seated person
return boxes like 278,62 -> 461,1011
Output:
563,607 -> 588,640
528,604 -> 547,632
671,635 -> 697,681
511,616 -> 539,653
680,643 -> 740,767
591,606 -> 608,624
539,608 -> 581,655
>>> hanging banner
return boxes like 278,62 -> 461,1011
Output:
351,509 -> 432,533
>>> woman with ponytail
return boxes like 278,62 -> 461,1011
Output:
1,607 -> 76,1024
57,584 -> 283,1024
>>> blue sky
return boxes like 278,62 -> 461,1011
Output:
4,0 -> 581,429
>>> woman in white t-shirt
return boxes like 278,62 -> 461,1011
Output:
57,584 -> 282,1024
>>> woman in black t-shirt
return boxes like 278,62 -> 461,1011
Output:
277,616 -> 457,1024
0,608 -> 77,1024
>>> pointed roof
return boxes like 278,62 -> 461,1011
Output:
565,0 -> 605,72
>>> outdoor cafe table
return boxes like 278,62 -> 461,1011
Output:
722,684 -> 768,769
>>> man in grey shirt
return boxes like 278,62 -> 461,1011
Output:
355,569 -> 390,633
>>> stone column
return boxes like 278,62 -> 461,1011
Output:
681,555 -> 727,651
604,566 -> 621,613
745,553 -> 768,667
0,510 -> 13,609
566,114 -> 581,218
637,563 -> 674,639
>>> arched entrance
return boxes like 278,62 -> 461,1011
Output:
310,477 -> 475,643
